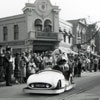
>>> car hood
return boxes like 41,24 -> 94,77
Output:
27,70 -> 64,86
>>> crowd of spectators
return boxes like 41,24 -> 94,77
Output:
0,45 -> 100,86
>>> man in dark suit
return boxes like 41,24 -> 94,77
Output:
4,46 -> 13,86
0,45 -> 5,81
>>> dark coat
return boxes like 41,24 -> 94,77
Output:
53,65 -> 70,80
0,55 -> 5,81
14,55 -> 21,78
3,54 -> 13,85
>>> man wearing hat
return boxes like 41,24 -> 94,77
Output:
4,46 -> 13,86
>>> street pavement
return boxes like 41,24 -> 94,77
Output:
66,72 -> 100,100
0,71 -> 100,100
66,85 -> 100,100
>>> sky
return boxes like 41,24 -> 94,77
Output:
0,0 -> 100,23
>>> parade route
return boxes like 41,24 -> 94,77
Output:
0,72 -> 100,100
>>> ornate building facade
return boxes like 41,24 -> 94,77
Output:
0,0 -> 73,53
68,18 -> 87,53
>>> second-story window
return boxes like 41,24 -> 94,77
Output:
14,25 -> 19,40
44,20 -> 52,32
34,19 -> 42,31
3,26 -> 8,41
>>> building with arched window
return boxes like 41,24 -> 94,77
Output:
0,0 -> 73,53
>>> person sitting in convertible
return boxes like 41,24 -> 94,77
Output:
52,55 -> 71,82
42,51 -> 54,70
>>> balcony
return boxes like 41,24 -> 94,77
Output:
35,31 -> 58,39
29,31 -> 62,40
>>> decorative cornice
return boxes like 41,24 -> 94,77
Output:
0,14 -> 25,22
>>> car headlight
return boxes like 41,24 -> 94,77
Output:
46,84 -> 50,88
31,84 -> 34,88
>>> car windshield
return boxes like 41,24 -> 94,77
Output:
37,69 -> 62,74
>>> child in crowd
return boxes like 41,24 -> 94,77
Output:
27,58 -> 38,77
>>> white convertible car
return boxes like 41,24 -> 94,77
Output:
23,69 -> 75,94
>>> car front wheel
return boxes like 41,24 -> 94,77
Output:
56,80 -> 61,89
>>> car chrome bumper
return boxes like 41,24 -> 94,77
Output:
23,87 -> 65,94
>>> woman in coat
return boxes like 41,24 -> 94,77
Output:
14,53 -> 21,84
20,52 -> 27,83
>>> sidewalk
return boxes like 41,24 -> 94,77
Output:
81,71 -> 100,76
